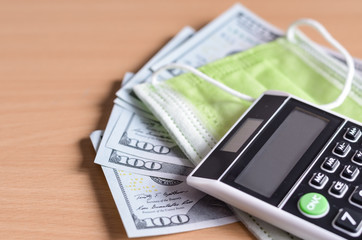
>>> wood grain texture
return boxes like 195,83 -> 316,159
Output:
0,1 -> 361,239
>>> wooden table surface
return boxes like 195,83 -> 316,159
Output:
1,1 -> 361,239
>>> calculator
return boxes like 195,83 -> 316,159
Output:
187,91 -> 362,240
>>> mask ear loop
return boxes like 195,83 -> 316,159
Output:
286,18 -> 355,109
151,62 -> 256,102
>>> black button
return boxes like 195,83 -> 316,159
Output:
350,187 -> 362,207
321,156 -> 340,172
329,181 -> 348,198
309,172 -> 328,189
352,150 -> 362,165
334,208 -> 362,235
344,127 -> 361,142
333,141 -> 351,157
341,165 -> 359,181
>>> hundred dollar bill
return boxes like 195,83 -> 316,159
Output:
94,102 -> 193,180
91,130 -> 237,238
106,102 -> 193,167
117,26 -> 195,110
91,127 -> 192,181
101,168 -> 236,238
95,77 -> 194,179
113,94 -> 154,119
149,3 -> 282,79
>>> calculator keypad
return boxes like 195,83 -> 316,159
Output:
333,208 -> 362,236
309,172 -> 328,189
352,150 -> 362,165
340,165 -> 359,181
333,141 -> 351,157
321,156 -> 340,172
344,127 -> 361,142
349,186 -> 362,209
283,121 -> 362,239
329,180 -> 348,198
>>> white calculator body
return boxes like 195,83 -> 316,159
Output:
187,91 -> 362,240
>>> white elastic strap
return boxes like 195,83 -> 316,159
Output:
287,18 -> 355,109
151,63 -> 256,102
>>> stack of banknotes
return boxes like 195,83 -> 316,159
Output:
91,3 -> 362,239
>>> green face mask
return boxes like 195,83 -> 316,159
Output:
134,37 -> 361,165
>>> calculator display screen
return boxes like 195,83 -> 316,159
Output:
234,108 -> 329,197
220,118 -> 263,153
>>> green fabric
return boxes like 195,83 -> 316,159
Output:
164,38 -> 361,139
